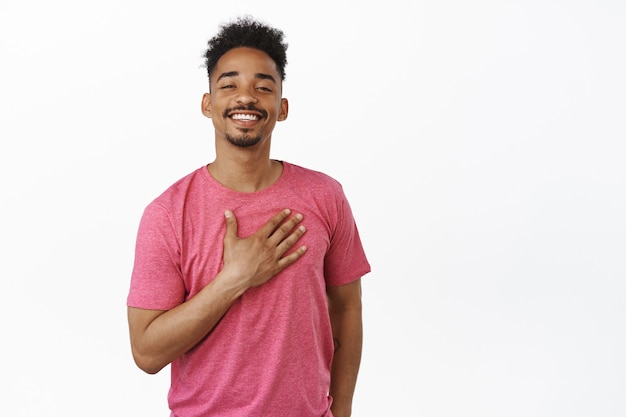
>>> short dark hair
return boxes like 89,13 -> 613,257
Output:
203,16 -> 288,82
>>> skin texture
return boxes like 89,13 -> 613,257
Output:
127,46 -> 363,417
328,279 -> 363,417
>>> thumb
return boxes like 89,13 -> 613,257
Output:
224,210 -> 238,241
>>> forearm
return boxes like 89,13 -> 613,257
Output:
329,303 -> 363,417
129,270 -> 247,374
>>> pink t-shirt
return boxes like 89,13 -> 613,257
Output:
128,162 -> 370,417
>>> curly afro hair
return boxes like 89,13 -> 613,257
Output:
203,16 -> 288,83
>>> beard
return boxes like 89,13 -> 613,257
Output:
225,130 -> 263,148
223,104 -> 267,148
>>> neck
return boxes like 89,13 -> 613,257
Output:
208,153 -> 282,193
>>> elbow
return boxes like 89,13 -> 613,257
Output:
131,348 -> 167,375
139,363 -> 164,375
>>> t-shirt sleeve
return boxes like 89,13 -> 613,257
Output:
324,186 -> 371,286
127,202 -> 186,310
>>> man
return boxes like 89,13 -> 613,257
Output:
127,16 -> 370,417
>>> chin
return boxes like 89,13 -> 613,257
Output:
226,134 -> 262,148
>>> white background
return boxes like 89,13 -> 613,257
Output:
1,0 -> 625,416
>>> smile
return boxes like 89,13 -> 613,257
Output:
230,113 -> 260,121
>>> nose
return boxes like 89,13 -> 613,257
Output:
236,87 -> 258,105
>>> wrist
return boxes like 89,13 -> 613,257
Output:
212,268 -> 250,300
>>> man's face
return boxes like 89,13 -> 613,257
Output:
202,47 -> 288,148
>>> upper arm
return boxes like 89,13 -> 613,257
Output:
327,278 -> 362,312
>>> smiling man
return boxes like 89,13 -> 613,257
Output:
127,16 -> 370,417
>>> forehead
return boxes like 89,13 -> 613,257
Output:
211,47 -> 280,81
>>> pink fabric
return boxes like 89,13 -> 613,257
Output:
128,162 -> 370,417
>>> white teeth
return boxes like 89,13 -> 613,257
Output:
231,113 -> 258,121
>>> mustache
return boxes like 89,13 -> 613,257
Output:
223,104 -> 268,119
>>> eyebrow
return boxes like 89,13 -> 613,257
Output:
216,71 -> 277,84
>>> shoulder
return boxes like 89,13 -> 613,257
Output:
283,161 -> 344,192
147,166 -> 208,212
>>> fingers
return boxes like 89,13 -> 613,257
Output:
275,220 -> 306,253
259,208 -> 293,238
225,208 -> 304,246
269,211 -> 307,267
277,244 -> 307,269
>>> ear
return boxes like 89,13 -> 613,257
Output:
201,93 -> 212,118
277,98 -> 288,121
